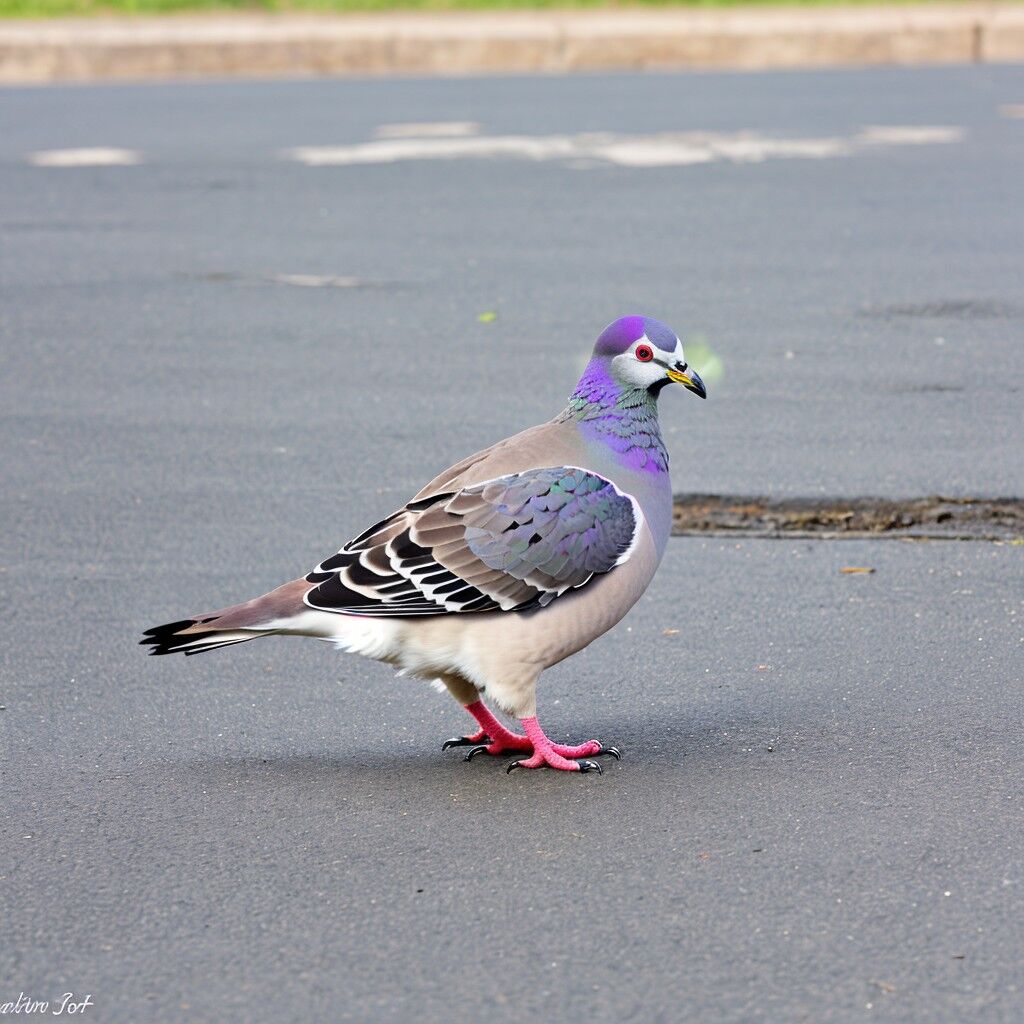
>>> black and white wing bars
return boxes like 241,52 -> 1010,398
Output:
303,466 -> 641,617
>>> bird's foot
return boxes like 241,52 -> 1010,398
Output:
505,717 -> 620,775
444,702 -> 619,772
444,699 -> 532,758
462,728 -> 533,760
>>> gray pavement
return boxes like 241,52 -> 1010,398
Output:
1,66 -> 1023,1023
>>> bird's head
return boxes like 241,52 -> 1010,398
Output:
593,315 -> 707,400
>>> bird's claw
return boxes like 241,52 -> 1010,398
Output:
597,745 -> 621,760
507,757 -> 603,775
442,734 -> 491,752
464,744 -> 491,762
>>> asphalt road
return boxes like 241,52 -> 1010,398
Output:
2,66 -> 1022,1023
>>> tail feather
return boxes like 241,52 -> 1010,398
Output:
142,579 -> 316,656
140,618 -> 269,656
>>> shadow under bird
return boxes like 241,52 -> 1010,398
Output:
142,316 -> 707,774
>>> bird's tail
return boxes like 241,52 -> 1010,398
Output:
140,579 -> 311,656
140,618 -> 269,656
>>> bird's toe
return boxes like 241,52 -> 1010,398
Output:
442,734 -> 490,752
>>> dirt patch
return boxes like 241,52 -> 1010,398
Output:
672,495 -> 1024,541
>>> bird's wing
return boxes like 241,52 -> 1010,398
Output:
304,466 -> 642,617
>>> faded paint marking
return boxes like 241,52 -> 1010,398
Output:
269,274 -> 363,288
286,126 -> 963,169
375,122 -> 481,139
28,148 -> 141,167
857,125 -> 963,145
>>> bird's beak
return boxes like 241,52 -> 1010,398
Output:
666,365 -> 707,399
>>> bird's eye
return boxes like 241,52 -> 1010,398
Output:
635,344 -> 654,362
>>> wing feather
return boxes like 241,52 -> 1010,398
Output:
303,466 -> 641,617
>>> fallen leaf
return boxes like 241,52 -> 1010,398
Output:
477,310 -> 498,323
662,628 -> 680,636
840,566 -> 875,574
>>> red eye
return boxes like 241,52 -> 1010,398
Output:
635,344 -> 654,362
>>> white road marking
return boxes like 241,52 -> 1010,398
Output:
268,274 -> 363,288
28,147 -> 142,167
375,121 -> 481,139
289,135 -> 577,166
857,125 -> 963,145
285,126 -> 964,170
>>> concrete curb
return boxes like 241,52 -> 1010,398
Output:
1,4 -> 1022,84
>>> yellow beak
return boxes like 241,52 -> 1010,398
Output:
666,366 -> 707,399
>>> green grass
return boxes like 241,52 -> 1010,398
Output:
0,0 -> 966,19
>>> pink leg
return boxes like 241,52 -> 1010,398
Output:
442,702 -> 620,773
441,700 -> 531,754
506,716 -> 613,774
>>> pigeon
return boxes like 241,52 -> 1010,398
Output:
142,315 -> 706,774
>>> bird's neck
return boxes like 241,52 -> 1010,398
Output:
557,359 -> 669,474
